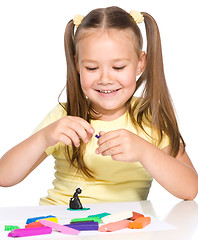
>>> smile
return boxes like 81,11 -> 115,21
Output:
97,89 -> 120,94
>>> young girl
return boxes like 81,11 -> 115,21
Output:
0,6 -> 197,205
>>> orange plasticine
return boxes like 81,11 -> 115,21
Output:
129,217 -> 151,229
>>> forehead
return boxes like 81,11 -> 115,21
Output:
75,28 -> 138,57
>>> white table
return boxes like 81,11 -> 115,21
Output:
0,198 -> 197,240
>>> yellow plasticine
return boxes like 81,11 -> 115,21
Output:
36,217 -> 58,223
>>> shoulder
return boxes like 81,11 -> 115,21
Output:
48,103 -> 67,119
33,103 -> 67,134
42,103 -> 67,124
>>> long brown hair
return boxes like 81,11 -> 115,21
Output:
61,6 -> 185,177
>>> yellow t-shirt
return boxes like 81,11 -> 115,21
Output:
34,100 -> 169,205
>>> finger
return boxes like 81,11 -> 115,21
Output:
96,136 -> 120,155
97,130 -> 119,147
71,124 -> 90,143
72,117 -> 95,135
101,145 -> 122,157
59,134 -> 72,146
98,131 -> 106,136
64,128 -> 81,147
67,119 -> 94,143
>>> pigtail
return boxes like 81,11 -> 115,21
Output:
63,20 -> 93,178
64,20 -> 76,114
64,20 -> 89,118
133,12 -> 185,156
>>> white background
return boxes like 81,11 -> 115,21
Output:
0,0 -> 197,206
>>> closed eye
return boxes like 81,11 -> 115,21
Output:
113,66 -> 126,70
86,67 -> 98,71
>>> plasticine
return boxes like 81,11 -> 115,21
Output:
101,210 -> 132,224
39,219 -> 80,235
99,220 -> 131,232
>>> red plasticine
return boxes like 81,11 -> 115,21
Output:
25,222 -> 44,228
129,217 -> 151,229
131,211 -> 144,220
99,220 -> 131,232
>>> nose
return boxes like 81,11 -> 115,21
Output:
97,69 -> 114,85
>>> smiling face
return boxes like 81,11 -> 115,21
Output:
76,29 -> 145,120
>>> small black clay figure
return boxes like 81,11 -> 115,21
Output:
69,188 -> 83,209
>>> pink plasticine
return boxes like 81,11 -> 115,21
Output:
39,219 -> 80,235
99,220 -> 131,232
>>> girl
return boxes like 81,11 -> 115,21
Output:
0,6 -> 197,205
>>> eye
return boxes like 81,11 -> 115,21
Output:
113,66 -> 126,71
86,67 -> 98,71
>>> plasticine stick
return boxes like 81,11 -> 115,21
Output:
129,217 -> 151,229
26,215 -> 56,224
131,211 -> 144,220
39,220 -> 80,235
101,210 -> 132,224
99,220 -> 131,232
8,227 -> 52,237
88,212 -> 111,219
36,217 -> 58,223
71,216 -> 101,223
25,222 -> 44,228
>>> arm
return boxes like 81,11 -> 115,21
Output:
96,130 -> 198,200
0,116 -> 94,187
0,132 -> 48,187
141,143 -> 198,200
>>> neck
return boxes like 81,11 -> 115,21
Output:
97,108 -> 127,121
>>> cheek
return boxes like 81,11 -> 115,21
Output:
79,72 -> 92,94
126,80 -> 136,96
122,71 -> 137,89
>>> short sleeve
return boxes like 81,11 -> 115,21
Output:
33,103 -> 67,155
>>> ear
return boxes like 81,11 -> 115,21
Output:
74,55 -> 80,73
136,51 -> 146,76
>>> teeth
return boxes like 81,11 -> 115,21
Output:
99,90 -> 116,94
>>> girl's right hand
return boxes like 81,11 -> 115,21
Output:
41,116 -> 95,148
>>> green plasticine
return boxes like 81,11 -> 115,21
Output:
67,208 -> 90,211
4,225 -> 20,231
88,212 -> 111,219
71,216 -> 101,223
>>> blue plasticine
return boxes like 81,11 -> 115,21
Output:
65,222 -> 98,231
26,215 -> 56,224
95,134 -> 101,139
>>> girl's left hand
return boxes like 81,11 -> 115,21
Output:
95,129 -> 149,163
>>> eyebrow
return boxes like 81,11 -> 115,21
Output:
81,59 -> 98,64
81,58 -> 130,64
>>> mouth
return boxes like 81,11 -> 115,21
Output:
96,89 -> 121,94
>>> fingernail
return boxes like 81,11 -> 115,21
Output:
95,148 -> 99,154
99,131 -> 105,136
